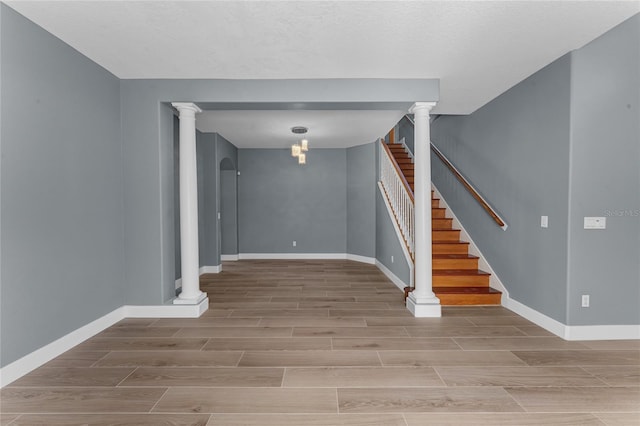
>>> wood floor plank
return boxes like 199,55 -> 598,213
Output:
466,316 -> 536,326
97,327 -> 181,338
153,387 -> 337,413
283,366 -> 444,387
581,366 -> 640,386
120,367 -> 284,387
581,340 -> 640,350
151,318 -> 261,327
379,350 -> 527,366
94,351 -> 242,367
505,386 -> 640,412
175,327 -> 293,338
0,387 -> 167,413
259,318 -> 367,327
515,325 -> 556,336
404,413 -> 605,425
7,367 -> 135,387
595,413 -> 640,425
435,366 -> 607,387
405,325 -> 526,337
329,309 -> 411,317
76,337 -> 209,351
0,414 -> 19,426
206,414 -> 407,425
43,351 -> 109,368
338,387 -> 523,413
298,302 -> 391,309
229,309 -> 329,318
364,317 -> 474,327
202,337 -> 332,351
453,337 -> 588,351
332,337 -> 460,351
513,350 -> 640,366
293,326 -> 408,338
11,414 -> 210,425
239,350 -> 382,367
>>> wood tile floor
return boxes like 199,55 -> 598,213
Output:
2,260 -> 639,425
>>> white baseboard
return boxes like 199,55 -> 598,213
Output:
346,254 -> 376,265
176,265 -> 221,289
503,295 -> 640,341
221,254 -> 239,261
238,253 -> 375,265
199,265 -> 221,274
375,260 -> 409,292
0,299 -> 209,388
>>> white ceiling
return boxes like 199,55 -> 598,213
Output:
5,0 -> 639,148
197,110 -> 407,149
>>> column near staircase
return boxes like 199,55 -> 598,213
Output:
172,102 -> 207,305
406,102 -> 442,317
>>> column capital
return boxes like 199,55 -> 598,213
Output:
409,102 -> 437,115
172,102 -> 203,115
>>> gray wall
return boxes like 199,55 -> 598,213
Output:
220,170 -> 238,255
0,5 -> 124,366
567,14 -> 640,326
120,79 -> 435,304
238,149 -> 347,254
431,55 -> 573,323
431,14 -> 640,326
347,142 -> 377,258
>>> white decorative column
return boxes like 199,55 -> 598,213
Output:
173,102 -> 207,305
407,102 -> 441,317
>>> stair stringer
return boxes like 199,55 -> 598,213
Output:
377,182 -> 414,290
431,184 -> 509,301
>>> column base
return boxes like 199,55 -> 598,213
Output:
406,293 -> 442,317
173,292 -> 207,305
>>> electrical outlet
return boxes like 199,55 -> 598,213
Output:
581,294 -> 590,308
541,216 -> 548,228
391,255 -> 394,263
292,241 -> 296,247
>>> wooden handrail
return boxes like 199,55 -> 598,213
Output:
430,143 -> 507,230
380,140 -> 414,202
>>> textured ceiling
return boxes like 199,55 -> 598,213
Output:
5,1 -> 639,147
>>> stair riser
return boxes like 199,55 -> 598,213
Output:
431,199 -> 439,208
432,209 -> 447,218
432,224 -> 453,231
432,230 -> 461,241
433,258 -> 479,269
436,293 -> 502,306
433,275 -> 490,287
433,244 -> 469,254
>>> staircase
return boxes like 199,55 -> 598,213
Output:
386,141 -> 502,306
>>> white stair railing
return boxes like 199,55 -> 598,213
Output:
379,139 -> 415,259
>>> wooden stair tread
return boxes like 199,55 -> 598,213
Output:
432,254 -> 479,260
432,269 -> 490,276
433,287 -> 501,294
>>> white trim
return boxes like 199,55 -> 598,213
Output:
377,182 -> 415,287
221,254 -> 239,261
432,184 -> 507,298
346,254 -> 376,265
238,253 -> 375,265
0,299 -> 209,388
375,260 -> 408,292
504,295 -> 640,341
175,277 -> 182,290
0,307 -> 126,388
503,296 -> 566,338
199,265 -> 221,274
126,297 -> 209,319
564,325 -> 640,341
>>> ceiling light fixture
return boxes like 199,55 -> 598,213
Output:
291,127 -> 309,165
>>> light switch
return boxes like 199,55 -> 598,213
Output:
541,216 -> 548,228
584,217 -> 606,229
